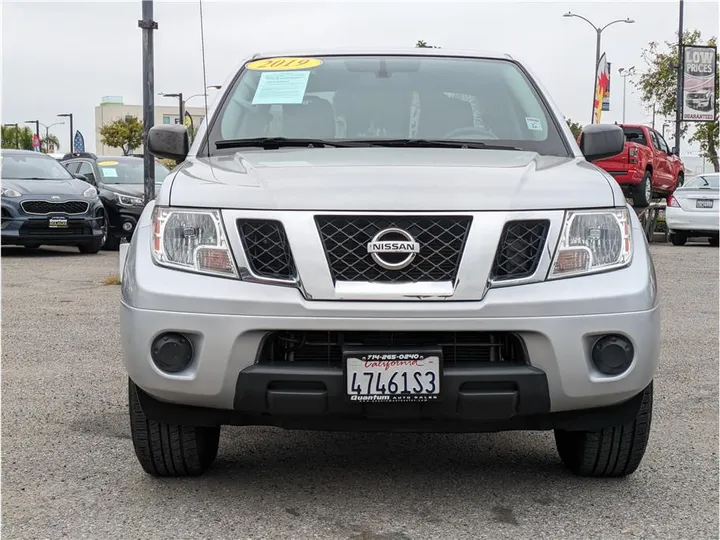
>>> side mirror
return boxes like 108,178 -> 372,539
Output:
147,125 -> 190,162
578,123 -> 625,162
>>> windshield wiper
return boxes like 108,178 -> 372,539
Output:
345,138 -> 522,151
215,137 -> 368,150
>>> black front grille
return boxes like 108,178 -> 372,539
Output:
19,220 -> 92,236
316,216 -> 472,283
491,220 -> 549,281
258,331 -> 526,366
21,200 -> 89,215
237,219 -> 296,280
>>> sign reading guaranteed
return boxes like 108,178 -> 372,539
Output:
682,45 -> 717,122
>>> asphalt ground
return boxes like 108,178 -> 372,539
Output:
1,242 -> 718,540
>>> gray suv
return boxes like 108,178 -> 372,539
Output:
121,49 -> 659,478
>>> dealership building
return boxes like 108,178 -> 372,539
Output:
94,96 -> 207,156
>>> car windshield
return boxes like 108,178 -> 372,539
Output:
204,55 -> 569,156
1,152 -> 74,180
97,158 -> 170,184
682,174 -> 720,189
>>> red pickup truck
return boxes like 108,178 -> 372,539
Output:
592,124 -> 685,207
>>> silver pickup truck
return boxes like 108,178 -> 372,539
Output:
121,48 -> 659,479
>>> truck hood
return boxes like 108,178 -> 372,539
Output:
169,148 -> 616,211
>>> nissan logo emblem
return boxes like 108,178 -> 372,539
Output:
366,228 -> 420,271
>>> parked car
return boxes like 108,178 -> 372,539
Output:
60,153 -> 171,250
666,172 -> 719,246
0,149 -> 106,253
592,123 -> 684,208
121,49 -> 659,479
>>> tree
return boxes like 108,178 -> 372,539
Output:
1,125 -> 34,150
416,40 -> 440,49
635,30 -> 719,171
566,118 -> 583,139
41,133 -> 60,153
99,116 -> 144,155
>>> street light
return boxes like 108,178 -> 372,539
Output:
159,85 -> 221,124
662,122 -> 670,139
39,121 -> 65,153
3,123 -> 20,149
618,66 -> 635,123
57,113 -> 74,153
563,12 -> 635,123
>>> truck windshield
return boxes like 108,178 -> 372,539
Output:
204,55 -> 569,157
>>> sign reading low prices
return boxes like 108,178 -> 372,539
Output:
682,45 -> 717,122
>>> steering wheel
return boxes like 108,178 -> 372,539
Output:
443,126 -> 498,140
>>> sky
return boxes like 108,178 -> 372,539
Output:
1,0 -> 718,154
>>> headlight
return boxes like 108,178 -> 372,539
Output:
1,188 -> 21,198
118,194 -> 144,207
549,208 -> 632,279
151,206 -> 238,278
83,186 -> 98,198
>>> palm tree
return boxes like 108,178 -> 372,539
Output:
42,133 -> 60,153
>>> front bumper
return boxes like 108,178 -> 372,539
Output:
666,206 -> 720,234
121,206 -> 661,424
1,200 -> 105,246
103,199 -> 143,239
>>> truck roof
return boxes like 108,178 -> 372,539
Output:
250,47 -> 514,61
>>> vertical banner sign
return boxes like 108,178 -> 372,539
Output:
593,53 -> 610,124
32,134 -> 41,152
603,62 -> 611,112
682,45 -> 717,122
73,130 -> 85,153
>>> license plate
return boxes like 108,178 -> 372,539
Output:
696,199 -> 714,209
345,351 -> 441,403
48,217 -> 68,228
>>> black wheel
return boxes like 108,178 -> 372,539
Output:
103,235 -> 121,251
129,379 -> 220,477
78,240 -> 103,254
554,382 -> 653,478
633,171 -> 652,208
709,237 -> 719,247
670,231 -> 687,246
23,243 -> 41,249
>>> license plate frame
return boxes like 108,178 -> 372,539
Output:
343,348 -> 442,403
48,216 -> 69,228
696,199 -> 714,209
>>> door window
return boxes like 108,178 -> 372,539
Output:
77,161 -> 96,184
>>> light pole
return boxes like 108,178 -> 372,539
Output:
3,123 -> 19,148
57,113 -> 74,153
662,122 -> 670,139
618,66 -> 635,123
160,86 -> 221,124
563,12 -> 635,124
39,121 -> 64,153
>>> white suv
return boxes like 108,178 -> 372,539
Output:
121,49 -> 659,478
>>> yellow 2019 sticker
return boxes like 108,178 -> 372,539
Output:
246,57 -> 323,71
98,160 -> 118,166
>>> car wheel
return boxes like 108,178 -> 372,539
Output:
709,237 -> 719,247
78,239 -> 103,254
633,171 -> 652,208
103,235 -> 120,251
129,379 -> 220,477
670,232 -> 687,246
554,381 -> 653,478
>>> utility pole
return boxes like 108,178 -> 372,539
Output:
674,0 -> 684,155
25,120 -> 40,139
139,0 -> 158,204
618,66 -> 635,124
57,113 -> 74,152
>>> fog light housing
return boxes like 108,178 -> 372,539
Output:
591,334 -> 634,375
151,333 -> 194,373
122,221 -> 134,232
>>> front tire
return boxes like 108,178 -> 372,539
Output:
129,379 -> 220,477
634,171 -> 652,208
103,235 -> 120,251
554,382 -> 653,478
709,237 -> 719,247
78,240 -> 103,254
670,231 -> 687,246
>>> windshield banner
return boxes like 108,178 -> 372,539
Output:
682,45 -> 717,122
